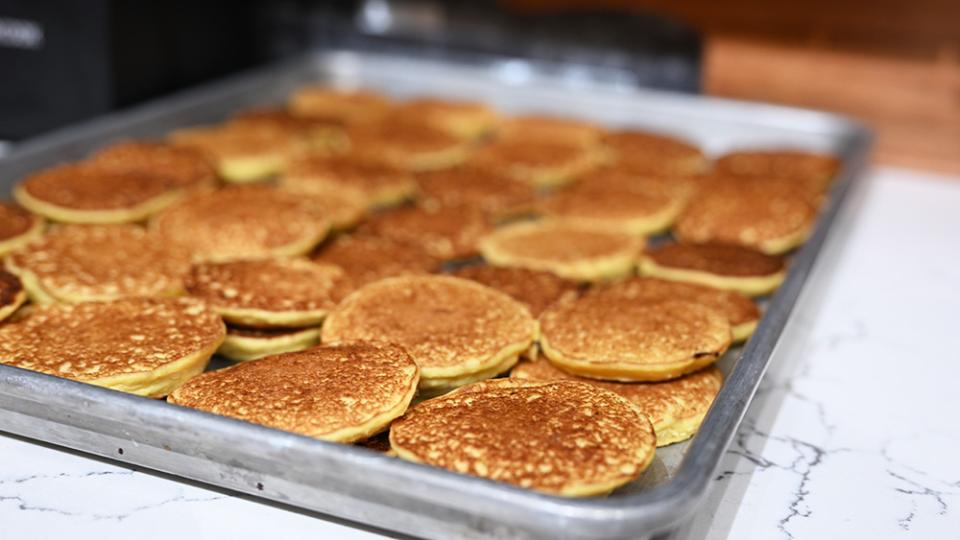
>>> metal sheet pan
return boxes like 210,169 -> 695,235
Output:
0,50 -> 871,540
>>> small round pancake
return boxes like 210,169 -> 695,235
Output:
217,325 -> 321,362
281,184 -> 368,231
674,176 -> 816,255
359,204 -> 492,261
228,108 -> 348,153
539,289 -> 731,381
470,139 -> 602,189
89,141 -> 218,191
451,265 -> 579,317
416,165 -> 537,219
479,220 -> 642,282
496,115 -> 602,146
282,155 -> 415,209
538,168 -> 687,235
603,130 -> 707,176
151,186 -> 329,262
168,342 -> 419,443
288,86 -> 393,125
14,163 -> 182,224
346,120 -> 473,172
6,224 -> 190,304
184,258 -> 347,328
0,202 -> 44,256
0,297 -> 225,397
169,124 -> 308,183
714,149 -> 840,200
640,243 -> 786,297
390,378 -> 656,496
393,98 -> 498,139
322,275 -> 537,391
312,234 -> 440,289
0,270 -> 27,322
512,358 -> 723,446
609,277 -> 759,342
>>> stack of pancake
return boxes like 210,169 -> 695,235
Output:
0,83 -> 840,497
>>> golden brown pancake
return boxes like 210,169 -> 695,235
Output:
288,86 -> 393,125
228,108 -> 348,152
89,141 -> 218,191
280,184 -> 368,231
169,342 -> 419,443
311,233 -> 440,289
282,155 -> 415,209
151,186 -> 329,262
0,270 -> 26,322
322,275 -> 537,390
512,358 -> 723,446
14,163 -> 182,224
674,176 -> 817,255
608,277 -> 759,342
714,149 -> 840,200
346,120 -> 473,172
0,297 -> 224,397
390,378 -> 656,496
359,204 -> 492,261
218,325 -> 321,362
451,265 -> 579,317
496,115 -> 602,146
478,220 -> 643,282
415,165 -> 537,219
392,98 -> 498,139
6,224 -> 191,304
0,202 -> 44,256
603,130 -> 707,176
539,288 -> 731,381
184,257 -> 347,327
168,124 -> 308,183
470,139 -> 602,188
640,243 -> 786,297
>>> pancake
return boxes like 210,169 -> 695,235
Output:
184,258 -> 347,328
89,141 -> 218,191
169,342 -> 419,443
288,86 -> 393,125
168,124 -> 308,183
478,220 -> 642,282
358,204 -> 492,261
415,165 -> 537,219
496,115 -> 602,146
451,266 -> 579,317
151,186 -> 329,262
538,289 -> 731,381
6,224 -> 190,304
217,325 -> 322,362
640,243 -> 786,297
0,297 -> 225,397
282,184 -> 369,231
228,108 -> 348,152
0,202 -> 44,256
537,168 -> 688,235
512,358 -> 723,446
282,155 -> 415,209
0,270 -> 26,322
389,378 -> 656,496
603,130 -> 707,176
470,139 -> 602,189
673,176 -> 817,255
346,120 -> 473,172
312,234 -> 440,289
714,149 -> 840,201
14,163 -> 182,224
609,277 -> 759,342
393,98 -> 498,139
322,275 -> 537,391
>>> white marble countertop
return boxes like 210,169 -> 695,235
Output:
2,167 -> 959,540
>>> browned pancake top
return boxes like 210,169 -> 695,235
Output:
168,343 -> 418,439
229,108 -> 344,133
283,185 -> 368,229
0,202 -> 39,241
283,155 -> 413,199
289,87 -> 393,124
484,221 -> 640,263
20,163 -> 172,210
8,224 -> 191,300
169,124 -> 303,158
472,139 -> 594,169
322,275 -> 535,371
539,169 -> 677,220
452,265 -> 579,317
390,379 -> 654,494
512,358 -> 723,428
0,297 -> 225,380
347,120 -> 463,154
185,258 -> 346,313
714,150 -> 840,196
603,130 -> 706,175
90,141 -> 217,189
646,243 -> 785,278
416,166 -> 537,215
392,98 -> 495,132
0,270 -> 24,307
603,277 -> 759,326
312,234 -> 439,288
496,115 -> 601,145
359,204 -> 491,260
